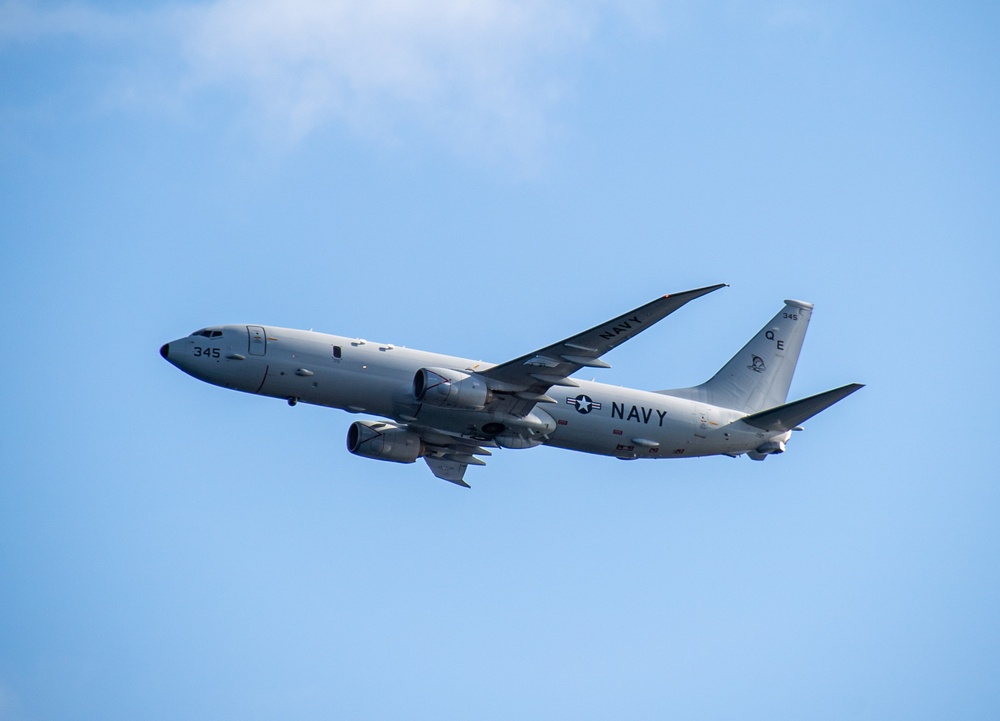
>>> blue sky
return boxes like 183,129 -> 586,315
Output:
2,1 -> 999,719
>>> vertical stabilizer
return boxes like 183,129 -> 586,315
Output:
659,300 -> 814,413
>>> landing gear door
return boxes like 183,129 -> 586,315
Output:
247,326 -> 267,356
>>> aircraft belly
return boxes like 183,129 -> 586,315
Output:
311,370 -> 401,416
230,329 -> 799,459
544,384 -> 755,459
544,387 -> 676,459
225,362 -> 267,394
549,417 -> 687,459
251,358 -> 383,415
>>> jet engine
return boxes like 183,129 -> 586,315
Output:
413,367 -> 492,410
347,420 -> 423,464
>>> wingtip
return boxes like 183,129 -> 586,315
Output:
664,282 -> 729,299
833,382 -> 866,398
695,282 -> 729,296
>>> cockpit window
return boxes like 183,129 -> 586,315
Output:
210,330 -> 223,338
189,329 -> 223,338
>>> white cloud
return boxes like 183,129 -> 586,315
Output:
2,0 -> 655,163
176,0 -> 599,159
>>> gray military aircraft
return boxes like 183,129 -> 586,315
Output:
160,285 -> 862,487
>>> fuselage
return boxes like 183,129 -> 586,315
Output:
161,324 -> 789,460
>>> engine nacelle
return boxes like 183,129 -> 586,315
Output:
346,420 -> 423,464
748,439 -> 786,461
413,367 -> 492,410
756,440 -> 786,455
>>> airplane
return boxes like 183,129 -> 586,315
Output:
159,284 -> 862,487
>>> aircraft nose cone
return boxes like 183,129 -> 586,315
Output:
160,343 -> 170,359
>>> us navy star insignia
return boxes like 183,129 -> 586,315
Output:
567,394 -> 602,414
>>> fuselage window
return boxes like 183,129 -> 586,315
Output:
333,345 -> 342,359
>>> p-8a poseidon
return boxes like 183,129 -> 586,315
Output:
160,285 -> 862,487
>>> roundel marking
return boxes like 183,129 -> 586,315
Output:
567,394 -> 602,414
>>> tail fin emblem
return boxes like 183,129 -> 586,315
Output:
748,355 -> 766,373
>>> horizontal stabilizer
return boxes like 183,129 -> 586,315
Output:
741,383 -> 864,432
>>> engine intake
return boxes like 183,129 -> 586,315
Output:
413,367 -> 492,410
347,420 -> 423,464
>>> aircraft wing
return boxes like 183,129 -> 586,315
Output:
410,284 -> 726,484
406,425 -> 494,487
479,284 -> 727,416
424,457 -> 472,488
